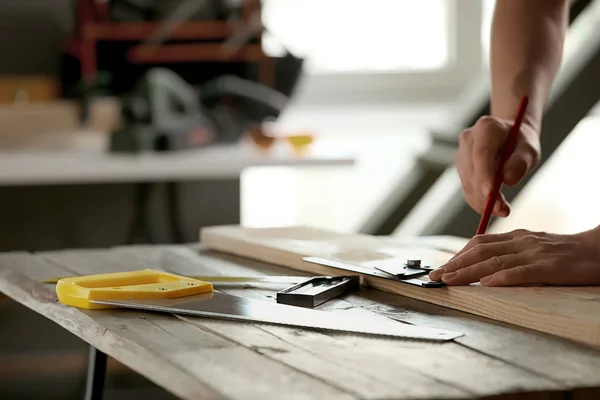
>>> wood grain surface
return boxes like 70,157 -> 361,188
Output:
1,242 -> 600,399
200,225 -> 600,349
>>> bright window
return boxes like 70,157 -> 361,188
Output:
261,0 -> 483,105
262,0 -> 450,73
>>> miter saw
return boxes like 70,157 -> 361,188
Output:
105,66 -> 292,153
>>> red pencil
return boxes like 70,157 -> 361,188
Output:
476,95 -> 529,235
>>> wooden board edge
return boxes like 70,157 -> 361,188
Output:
200,228 -> 600,349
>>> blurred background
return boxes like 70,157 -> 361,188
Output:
0,0 -> 599,398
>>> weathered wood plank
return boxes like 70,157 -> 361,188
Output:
180,244 -> 600,395
5,243 -> 597,399
121,244 -> 570,399
200,225 -> 600,349
0,260 -> 220,400
78,245 -> 471,399
0,252 -> 352,400
178,315 -> 469,400
348,289 -> 600,390
38,250 -> 359,400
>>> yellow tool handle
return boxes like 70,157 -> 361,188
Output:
45,275 -> 308,284
56,269 -> 213,310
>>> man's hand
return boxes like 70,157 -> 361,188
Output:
428,228 -> 600,286
455,117 -> 541,217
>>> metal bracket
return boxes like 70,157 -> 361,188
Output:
303,257 -> 444,288
366,258 -> 436,279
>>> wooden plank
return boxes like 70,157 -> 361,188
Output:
0,252 -> 351,400
119,244 -> 571,399
200,225 -> 600,349
128,43 -> 264,64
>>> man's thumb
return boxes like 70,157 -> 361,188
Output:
502,145 -> 532,186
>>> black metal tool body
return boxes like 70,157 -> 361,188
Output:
276,276 -> 360,308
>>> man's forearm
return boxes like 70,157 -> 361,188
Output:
490,0 -> 569,132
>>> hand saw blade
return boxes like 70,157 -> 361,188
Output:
92,291 -> 463,341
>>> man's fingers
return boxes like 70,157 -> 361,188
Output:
464,194 -> 484,216
480,264 -> 547,286
441,239 -> 519,273
455,147 -> 474,197
431,230 -> 531,280
503,137 -> 541,186
455,130 -> 478,207
493,192 -> 511,217
456,122 -> 511,218
456,130 -> 492,217
457,117 -> 541,219
467,183 -> 510,217
441,254 -> 530,285
446,231 -> 515,260
471,117 -> 508,194
502,154 -> 529,186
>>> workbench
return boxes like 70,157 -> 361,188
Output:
0,143 -> 353,251
2,240 -> 600,400
0,144 -> 352,186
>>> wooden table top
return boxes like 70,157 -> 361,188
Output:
1,243 -> 600,400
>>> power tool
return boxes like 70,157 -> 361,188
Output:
71,50 -> 301,154
107,66 -> 292,153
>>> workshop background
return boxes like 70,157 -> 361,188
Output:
1,0 -> 599,399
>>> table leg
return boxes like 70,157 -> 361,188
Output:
84,345 -> 107,400
166,181 -> 184,243
126,182 -> 154,244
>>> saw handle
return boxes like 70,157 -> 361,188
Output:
56,269 -> 213,310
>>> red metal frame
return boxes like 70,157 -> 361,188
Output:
63,0 -> 272,85
64,0 -> 109,80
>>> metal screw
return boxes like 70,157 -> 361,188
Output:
406,259 -> 421,267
